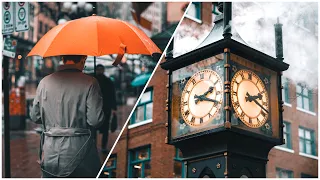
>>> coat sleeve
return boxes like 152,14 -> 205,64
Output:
30,81 -> 42,124
86,78 -> 105,128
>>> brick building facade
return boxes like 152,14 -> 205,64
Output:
103,2 -> 318,178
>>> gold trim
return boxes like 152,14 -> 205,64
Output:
216,163 -> 221,169
224,81 -> 231,85
224,48 -> 230,53
224,152 -> 228,156
165,107 -> 168,111
188,154 -> 225,163
224,121 -> 231,129
224,64 -> 231,68
224,89 -> 230,93
224,106 -> 232,111
166,84 -> 169,88
224,154 -> 228,176
165,123 -> 168,127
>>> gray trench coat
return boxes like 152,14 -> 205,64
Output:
30,64 -> 104,177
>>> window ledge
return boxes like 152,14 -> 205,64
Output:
299,152 -> 318,160
296,107 -> 316,116
185,14 -> 202,24
128,119 -> 152,129
283,102 -> 292,107
274,146 -> 294,153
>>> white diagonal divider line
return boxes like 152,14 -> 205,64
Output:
96,2 -> 193,178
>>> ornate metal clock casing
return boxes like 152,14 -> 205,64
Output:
165,49 -> 284,143
170,54 -> 225,140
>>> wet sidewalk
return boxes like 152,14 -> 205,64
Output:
2,121 -> 120,178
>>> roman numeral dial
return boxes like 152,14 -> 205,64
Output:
180,69 -> 223,127
230,69 -> 269,128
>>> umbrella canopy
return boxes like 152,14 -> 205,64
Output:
27,15 -> 161,66
131,73 -> 152,87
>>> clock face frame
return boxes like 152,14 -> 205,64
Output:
180,69 -> 223,127
231,69 -> 269,128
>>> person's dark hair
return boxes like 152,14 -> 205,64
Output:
96,64 -> 104,69
62,55 -> 86,63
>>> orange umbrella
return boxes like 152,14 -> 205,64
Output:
27,15 -> 161,66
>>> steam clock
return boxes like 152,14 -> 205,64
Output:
160,2 -> 289,178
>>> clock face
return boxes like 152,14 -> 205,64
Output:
180,69 -> 223,126
231,69 -> 269,128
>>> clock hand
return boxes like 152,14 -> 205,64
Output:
252,98 -> 269,113
194,94 -> 204,104
203,86 -> 214,96
201,97 -> 219,105
245,92 -> 262,102
194,86 -> 214,104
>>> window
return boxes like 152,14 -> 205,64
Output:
45,24 -> 49,33
281,121 -> 292,149
39,21 -> 43,34
276,168 -> 293,178
128,146 -> 151,178
296,84 -> 313,112
301,173 -> 316,178
174,148 -> 185,178
299,127 -> 316,155
30,4 -> 35,20
130,88 -> 153,125
186,2 -> 202,22
29,26 -> 34,42
103,154 -> 117,178
282,77 -> 290,104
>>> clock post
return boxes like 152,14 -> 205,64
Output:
161,2 -> 289,178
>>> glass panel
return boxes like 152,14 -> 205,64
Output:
306,141 -> 312,154
282,171 -> 289,178
297,96 -> 303,108
283,134 -> 288,148
303,97 -> 310,110
174,161 -> 183,178
186,4 -> 196,18
140,91 -> 152,104
144,161 -> 151,178
106,157 -> 116,167
146,103 -> 153,120
137,148 -> 149,160
299,128 -> 304,137
283,124 -> 287,133
299,139 -> 304,153
132,163 -> 142,178
296,85 -> 302,93
305,130 -> 311,140
303,88 -> 309,96
136,106 -> 145,123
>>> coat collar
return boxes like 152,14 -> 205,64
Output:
58,64 -> 82,72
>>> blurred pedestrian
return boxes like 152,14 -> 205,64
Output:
94,64 -> 117,154
30,55 -> 104,177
